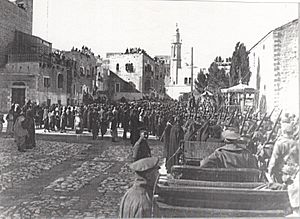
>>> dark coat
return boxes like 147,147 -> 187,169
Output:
167,123 -> 184,172
132,138 -> 151,161
163,123 -> 172,158
91,111 -> 99,136
25,116 -> 36,149
130,111 -> 140,145
119,177 -> 158,218
200,143 -> 258,169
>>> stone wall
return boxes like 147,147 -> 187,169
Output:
273,19 -> 298,114
0,0 -> 33,66
0,61 -> 69,112
249,31 -> 275,114
249,19 -> 298,116
107,53 -> 144,92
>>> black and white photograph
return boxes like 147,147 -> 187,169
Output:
0,0 -> 299,217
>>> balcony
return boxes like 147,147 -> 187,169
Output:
7,53 -> 51,63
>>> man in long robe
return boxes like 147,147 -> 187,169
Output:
14,110 -> 28,152
166,117 -> 184,173
24,109 -> 36,149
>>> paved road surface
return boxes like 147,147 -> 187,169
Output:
0,129 -> 164,218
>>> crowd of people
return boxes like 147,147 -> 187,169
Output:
1,94 -> 299,217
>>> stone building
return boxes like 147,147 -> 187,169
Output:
106,48 -> 166,98
0,0 -> 33,66
0,30 -> 70,112
95,59 -> 141,102
106,71 -> 141,102
63,47 -> 98,105
249,19 -> 298,115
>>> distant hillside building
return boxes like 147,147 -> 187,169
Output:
248,19 -> 298,115
214,56 -> 232,75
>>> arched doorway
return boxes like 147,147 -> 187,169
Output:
12,82 -> 26,106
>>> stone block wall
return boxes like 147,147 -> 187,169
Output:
0,0 -> 33,66
107,53 -> 144,92
273,19 -> 298,114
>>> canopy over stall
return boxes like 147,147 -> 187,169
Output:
221,83 -> 257,112
221,83 -> 256,94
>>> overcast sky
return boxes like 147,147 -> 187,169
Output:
32,0 -> 298,69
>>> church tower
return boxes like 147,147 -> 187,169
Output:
170,24 -> 182,85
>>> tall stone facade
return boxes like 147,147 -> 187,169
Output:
273,20 -> 298,113
63,48 -> 97,105
249,19 -> 298,115
106,49 -> 166,97
0,0 -> 33,66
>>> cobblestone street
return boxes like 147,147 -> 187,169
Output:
0,130 -> 164,218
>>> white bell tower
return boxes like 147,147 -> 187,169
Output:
170,24 -> 182,85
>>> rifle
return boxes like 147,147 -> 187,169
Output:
222,106 -> 229,122
159,122 -> 172,142
217,106 -> 224,124
264,109 -> 282,145
250,113 -> 267,138
267,108 -> 275,120
227,108 -> 237,126
240,107 -> 252,135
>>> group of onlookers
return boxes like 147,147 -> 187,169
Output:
2,103 -> 36,152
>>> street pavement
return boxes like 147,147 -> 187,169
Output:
0,128 -> 164,218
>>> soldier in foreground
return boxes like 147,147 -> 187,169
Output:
119,157 -> 160,218
200,126 -> 258,169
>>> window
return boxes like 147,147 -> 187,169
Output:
116,63 -> 119,71
189,77 -> 191,84
145,64 -> 152,72
58,74 -> 63,89
125,63 -> 134,73
44,77 -> 50,88
73,84 -> 76,95
115,83 -> 120,92
80,66 -> 84,76
184,77 -> 188,84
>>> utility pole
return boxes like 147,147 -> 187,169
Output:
191,47 -> 193,92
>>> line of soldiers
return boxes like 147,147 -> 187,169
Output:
120,99 -> 299,217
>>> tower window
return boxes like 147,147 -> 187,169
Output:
116,63 -> 120,71
184,77 -> 188,84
